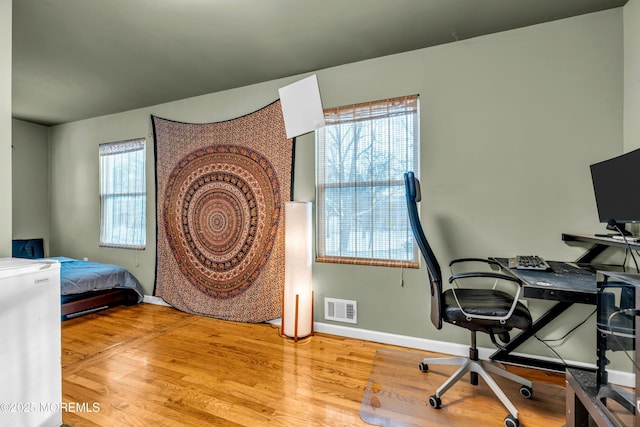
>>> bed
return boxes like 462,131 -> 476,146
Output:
12,239 -> 144,320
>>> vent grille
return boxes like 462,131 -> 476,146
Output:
325,298 -> 357,324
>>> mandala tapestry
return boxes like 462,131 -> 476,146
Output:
152,101 -> 294,322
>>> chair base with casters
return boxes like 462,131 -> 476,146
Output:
419,330 -> 533,427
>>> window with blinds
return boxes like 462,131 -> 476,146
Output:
99,138 -> 146,249
316,95 -> 419,268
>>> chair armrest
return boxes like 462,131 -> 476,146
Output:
449,258 -> 501,268
449,272 -> 522,285
448,271 -> 523,323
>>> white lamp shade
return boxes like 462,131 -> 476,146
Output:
283,201 -> 313,338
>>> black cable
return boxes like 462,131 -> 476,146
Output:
489,332 -> 508,352
534,335 -> 567,366
606,308 -> 640,373
537,308 -> 596,343
533,307 -> 597,366
610,221 -> 640,273
632,248 -> 640,271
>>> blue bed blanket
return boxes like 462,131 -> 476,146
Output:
46,257 -> 144,301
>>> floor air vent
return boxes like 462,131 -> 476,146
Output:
324,298 -> 357,324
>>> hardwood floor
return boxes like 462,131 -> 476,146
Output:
61,303 -> 566,426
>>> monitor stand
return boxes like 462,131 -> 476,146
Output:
606,222 -> 632,236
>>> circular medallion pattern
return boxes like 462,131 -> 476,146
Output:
163,145 -> 281,298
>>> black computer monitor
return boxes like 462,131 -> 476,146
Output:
590,148 -> 640,234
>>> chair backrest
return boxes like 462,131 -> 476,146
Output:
404,171 -> 443,330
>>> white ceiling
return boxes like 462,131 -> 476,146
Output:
12,0 -> 628,126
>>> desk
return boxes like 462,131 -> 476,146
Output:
490,258 -> 600,371
494,259 -> 599,304
489,234 -> 638,371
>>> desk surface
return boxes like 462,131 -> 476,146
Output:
597,270 -> 640,286
493,258 -> 600,304
563,233 -> 640,264
563,233 -> 640,251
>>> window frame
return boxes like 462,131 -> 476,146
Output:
315,95 -> 419,268
98,138 -> 147,250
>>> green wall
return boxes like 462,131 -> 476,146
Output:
12,120 -> 50,252
43,9 -> 624,363
1,0 -> 11,256
625,0 -> 640,152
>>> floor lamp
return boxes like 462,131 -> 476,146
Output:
282,201 -> 313,342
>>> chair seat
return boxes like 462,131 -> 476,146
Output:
443,288 -> 532,333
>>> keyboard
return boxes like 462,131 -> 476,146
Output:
508,255 -> 551,271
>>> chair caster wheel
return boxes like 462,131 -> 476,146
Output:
519,385 -> 533,399
428,395 -> 441,409
504,414 -> 519,427
419,362 -> 428,372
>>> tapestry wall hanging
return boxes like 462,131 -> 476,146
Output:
152,101 -> 294,322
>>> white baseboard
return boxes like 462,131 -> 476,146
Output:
142,295 -> 172,307
313,321 -> 636,388
142,303 -> 636,388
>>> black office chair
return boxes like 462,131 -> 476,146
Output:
404,171 -> 534,427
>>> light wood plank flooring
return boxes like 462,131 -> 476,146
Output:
61,303 -> 565,426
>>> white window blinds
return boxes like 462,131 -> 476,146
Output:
316,95 -> 419,267
99,138 -> 146,249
